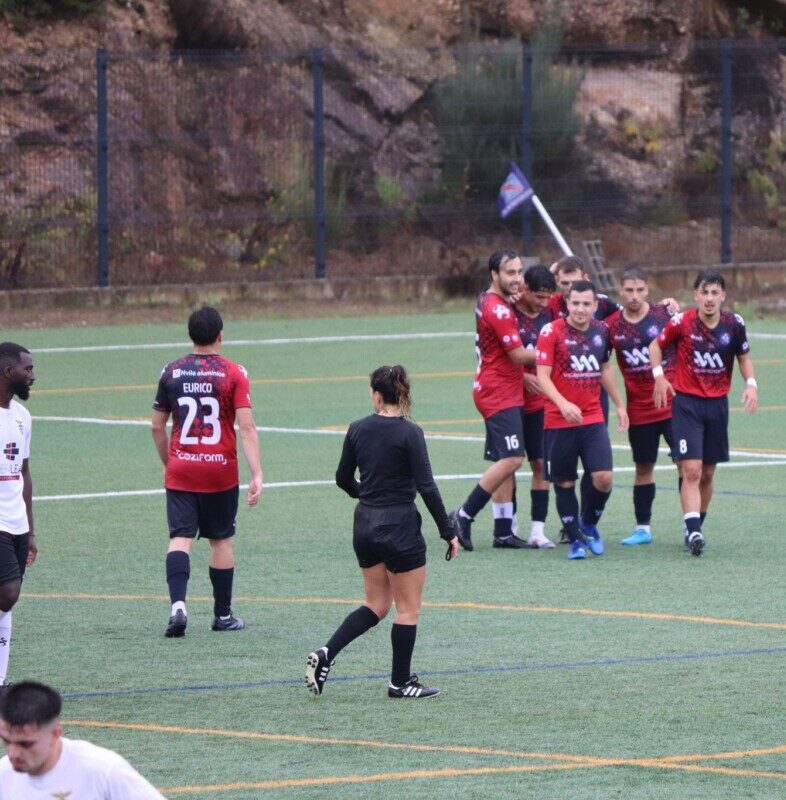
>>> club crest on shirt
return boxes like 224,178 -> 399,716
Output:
647,325 -> 660,338
16,420 -> 23,435
592,335 -> 603,347
719,332 -> 731,345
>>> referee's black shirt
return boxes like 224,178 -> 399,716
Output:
335,414 -> 452,539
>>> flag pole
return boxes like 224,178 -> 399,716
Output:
531,195 -> 573,256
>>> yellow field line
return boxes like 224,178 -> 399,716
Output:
26,592 -> 786,631
658,744 -> 786,763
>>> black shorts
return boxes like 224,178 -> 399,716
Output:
353,503 -> 426,574
544,423 -> 613,483
484,407 -> 527,462
166,487 -> 239,540
628,419 -> 675,464
522,408 -> 545,462
0,532 -> 29,587
671,392 -> 729,464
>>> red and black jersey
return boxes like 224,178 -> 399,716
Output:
153,353 -> 252,492
472,291 -> 524,419
515,305 -> 555,414
606,304 -> 676,425
536,317 -> 612,429
656,309 -> 750,398
547,292 -> 620,322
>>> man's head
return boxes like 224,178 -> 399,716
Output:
553,255 -> 588,297
566,279 -> 598,329
188,306 -> 224,347
488,249 -> 523,299
0,682 -> 62,776
520,264 -> 556,312
619,264 -> 650,314
0,343 -> 34,402
693,269 -> 726,317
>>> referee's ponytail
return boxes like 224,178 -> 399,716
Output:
370,364 -> 412,418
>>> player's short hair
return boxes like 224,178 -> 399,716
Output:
620,264 -> 649,284
694,269 -> 725,291
0,342 -> 30,370
0,681 -> 62,728
567,279 -> 597,299
555,255 -> 585,276
488,249 -> 519,275
524,264 -> 557,292
370,364 -> 412,418
188,306 -> 223,346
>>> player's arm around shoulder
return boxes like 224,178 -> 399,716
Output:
236,406 -> 263,506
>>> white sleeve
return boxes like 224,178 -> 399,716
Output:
106,757 -> 166,799
21,412 -> 31,460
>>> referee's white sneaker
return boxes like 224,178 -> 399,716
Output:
388,674 -> 440,698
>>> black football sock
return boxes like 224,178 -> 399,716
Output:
166,551 -> 190,605
684,513 -> 702,535
209,566 -> 234,618
493,517 -> 513,538
633,483 -> 656,526
581,484 -> 611,525
530,489 -> 549,523
326,605 -> 380,661
462,484 -> 491,519
511,482 -> 518,516
554,485 -> 581,543
391,623 -> 417,686
579,471 -> 592,517
700,511 -> 707,527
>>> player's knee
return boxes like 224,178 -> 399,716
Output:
0,585 -> 20,613
503,455 -> 524,473
593,472 -> 613,492
682,464 -> 702,483
699,467 -> 715,486
530,458 -> 544,481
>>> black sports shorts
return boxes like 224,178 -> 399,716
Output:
0,531 -> 29,587
671,392 -> 729,464
166,486 -> 239,540
353,503 -> 426,574
628,418 -> 675,464
521,408 -> 545,462
484,407 -> 527,462
544,422 -> 613,484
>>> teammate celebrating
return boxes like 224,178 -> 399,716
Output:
152,306 -> 263,636
536,281 -> 629,560
0,343 -> 37,686
450,250 -> 537,551
606,266 -> 678,545
649,269 -> 757,556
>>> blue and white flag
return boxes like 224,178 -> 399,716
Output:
497,162 -> 534,219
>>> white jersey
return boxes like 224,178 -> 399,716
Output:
0,737 -> 165,799
0,401 -> 31,536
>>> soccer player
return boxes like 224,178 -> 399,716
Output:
0,343 -> 36,687
536,280 -> 629,560
449,250 -> 537,551
649,269 -> 757,556
498,264 -> 558,548
606,265 -> 679,545
306,366 -> 458,699
151,306 -> 263,637
0,681 -> 165,798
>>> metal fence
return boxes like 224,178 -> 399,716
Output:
2,39 -> 785,289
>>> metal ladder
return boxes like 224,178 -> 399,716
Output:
579,240 -> 618,295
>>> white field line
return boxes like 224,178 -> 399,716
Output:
33,460 -> 786,503
32,415 -> 786,461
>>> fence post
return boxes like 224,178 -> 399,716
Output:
521,42 -> 533,256
96,48 -> 109,287
312,48 -> 326,279
720,39 -> 732,264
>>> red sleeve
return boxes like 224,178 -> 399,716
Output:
536,321 -> 556,366
233,363 -> 252,410
657,313 -> 683,348
482,299 -> 522,351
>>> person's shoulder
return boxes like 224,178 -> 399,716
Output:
9,399 -> 31,423
605,308 -> 622,329
722,309 -> 746,328
223,357 -> 250,381
63,737 -> 126,768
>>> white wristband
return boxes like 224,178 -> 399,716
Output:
652,366 -> 664,379
746,378 -> 757,388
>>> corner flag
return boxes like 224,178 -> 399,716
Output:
497,163 -> 534,219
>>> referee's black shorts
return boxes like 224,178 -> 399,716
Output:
0,531 -> 29,587
353,502 -> 426,573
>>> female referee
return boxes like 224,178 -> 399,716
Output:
306,365 -> 458,699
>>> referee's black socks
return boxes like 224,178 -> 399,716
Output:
326,605 -> 380,661
391,624 -> 417,687
166,551 -> 190,606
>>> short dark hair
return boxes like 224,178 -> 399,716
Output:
524,264 -> 557,292
620,264 -> 648,284
0,681 -> 62,728
0,342 -> 30,370
555,255 -> 585,275
694,269 -> 725,291
370,364 -> 412,417
488,249 -> 518,275
567,279 -> 597,299
188,306 -> 223,346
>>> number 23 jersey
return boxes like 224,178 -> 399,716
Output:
153,353 -> 252,492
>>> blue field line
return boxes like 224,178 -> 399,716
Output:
63,645 -> 786,701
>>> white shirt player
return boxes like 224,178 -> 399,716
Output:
0,737 -> 165,799
0,401 -> 31,536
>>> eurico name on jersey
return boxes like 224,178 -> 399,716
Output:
0,400 -> 31,535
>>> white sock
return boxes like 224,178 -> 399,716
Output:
491,502 -> 514,519
530,521 -> 545,538
171,601 -> 186,617
0,611 -> 12,685
637,525 -> 652,534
